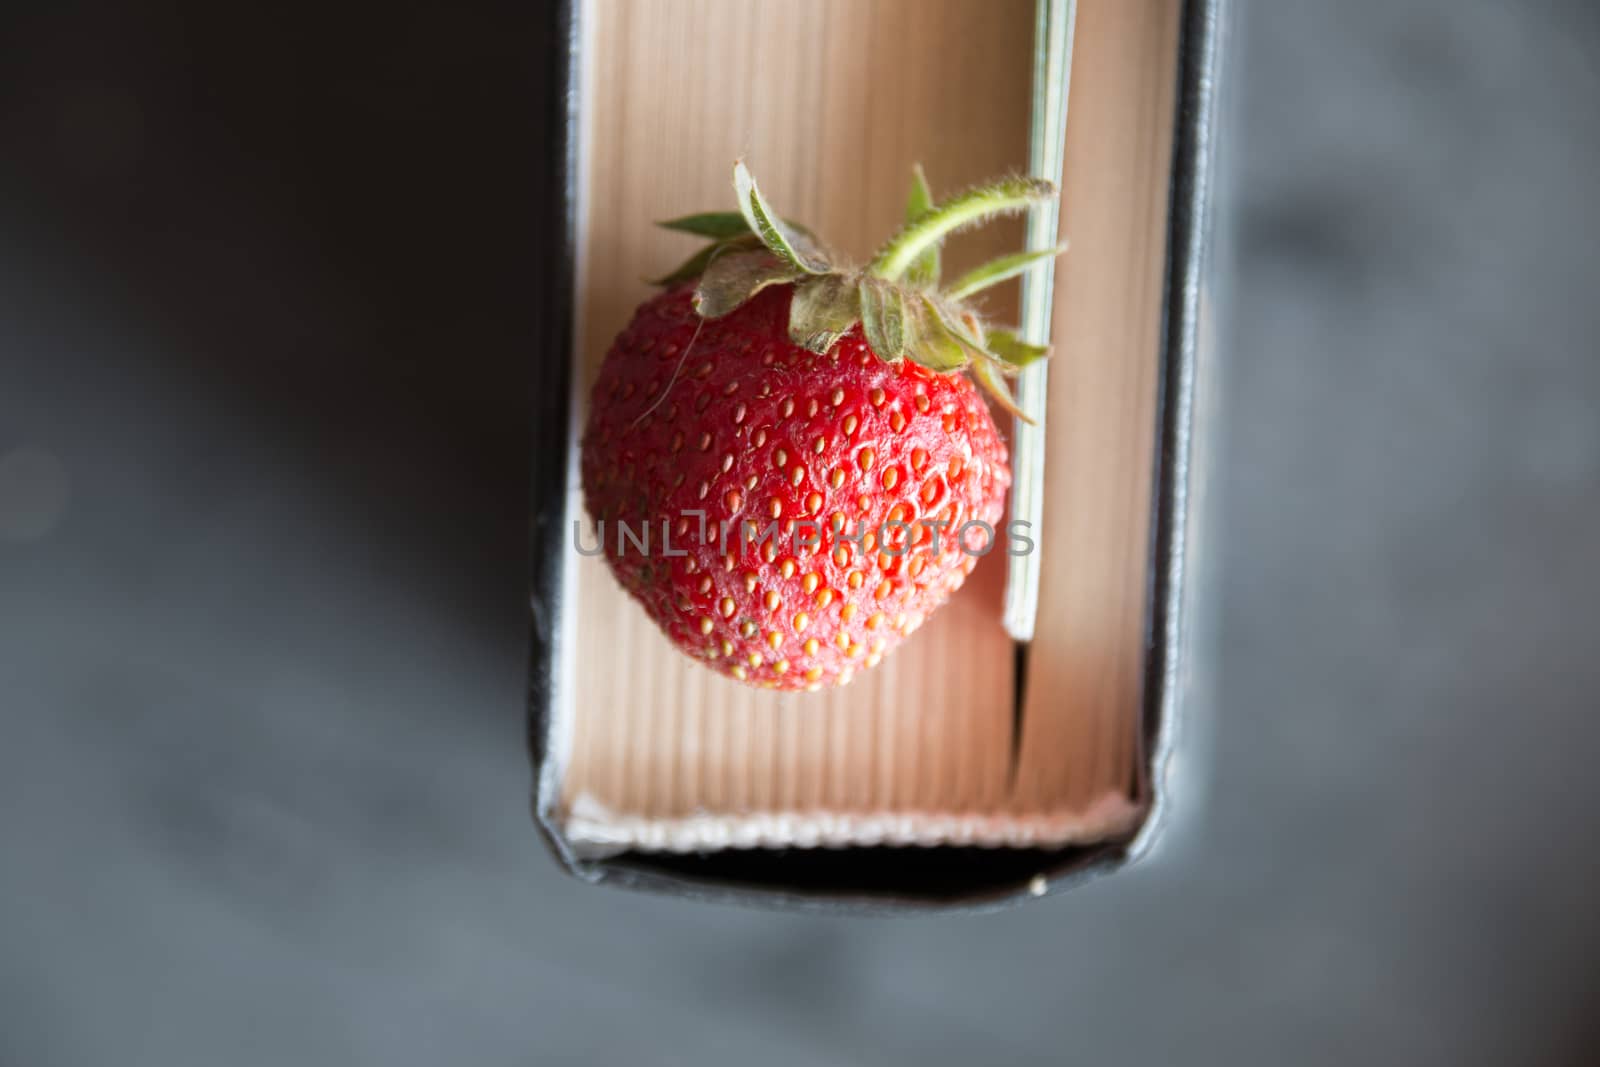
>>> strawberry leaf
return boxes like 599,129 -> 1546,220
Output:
733,161 -> 830,276
984,328 -> 1048,369
657,211 -> 816,240
904,294 -> 971,373
693,250 -> 801,319
650,244 -> 721,286
927,295 -> 987,350
868,176 -> 1056,281
789,274 -> 861,354
657,212 -> 755,239
971,355 -> 1035,424
648,234 -> 762,286
903,165 -> 939,288
858,276 -> 907,362
944,243 -> 1068,301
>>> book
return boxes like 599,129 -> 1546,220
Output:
530,0 -> 1219,906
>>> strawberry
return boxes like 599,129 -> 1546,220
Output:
581,162 -> 1061,690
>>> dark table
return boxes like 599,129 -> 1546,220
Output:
3,2 -> 1597,1063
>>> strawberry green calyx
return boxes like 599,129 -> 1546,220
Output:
652,160 -> 1066,421
944,244 -> 1069,301
732,163 -> 832,275
864,174 -> 1055,282
902,163 -> 940,288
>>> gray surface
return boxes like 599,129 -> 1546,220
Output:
3,1 -> 1599,1064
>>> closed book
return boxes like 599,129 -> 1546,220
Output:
530,0 -> 1226,910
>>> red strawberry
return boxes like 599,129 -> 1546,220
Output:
581,162 -> 1061,690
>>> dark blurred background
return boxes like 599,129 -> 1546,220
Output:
3,1 -> 1597,1064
